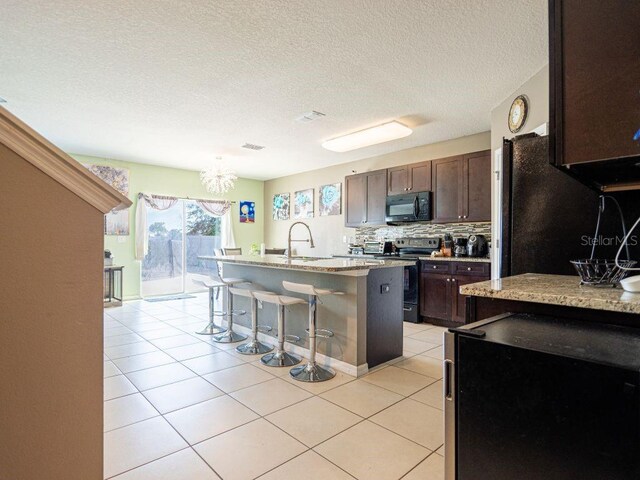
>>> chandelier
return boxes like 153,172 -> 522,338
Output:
200,157 -> 237,194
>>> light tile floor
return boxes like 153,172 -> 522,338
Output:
103,293 -> 446,480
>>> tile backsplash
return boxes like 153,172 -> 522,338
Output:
355,222 -> 491,243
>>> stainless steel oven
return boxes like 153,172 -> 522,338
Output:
385,191 -> 431,224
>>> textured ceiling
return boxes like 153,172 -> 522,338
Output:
0,0 -> 547,180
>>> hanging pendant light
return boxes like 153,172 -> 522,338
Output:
200,157 -> 237,194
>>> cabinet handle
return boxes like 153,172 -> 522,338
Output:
452,278 -> 456,283
467,267 -> 472,271
433,265 -> 437,269
446,278 -> 451,282
458,215 -> 462,219
463,215 -> 467,219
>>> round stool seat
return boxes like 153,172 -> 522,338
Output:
253,292 -> 306,306
228,288 -> 275,299
282,281 -> 344,297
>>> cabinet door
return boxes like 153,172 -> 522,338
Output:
365,170 -> 387,225
387,166 -> 409,195
432,156 -> 463,223
345,174 -> 366,227
554,0 -> 640,166
462,151 -> 491,222
451,275 -> 488,324
420,273 -> 451,321
409,161 -> 432,192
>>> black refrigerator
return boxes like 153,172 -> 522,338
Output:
500,134 -> 601,277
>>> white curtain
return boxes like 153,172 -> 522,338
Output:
134,193 -> 179,260
196,199 -> 231,216
221,209 -> 236,249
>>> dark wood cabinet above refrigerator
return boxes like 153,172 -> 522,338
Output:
550,0 -> 640,191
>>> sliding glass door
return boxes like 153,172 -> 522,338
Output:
141,200 -> 221,297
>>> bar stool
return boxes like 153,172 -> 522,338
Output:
211,276 -> 251,343
228,287 -> 275,355
283,281 -> 343,382
253,292 -> 305,367
192,278 -> 228,335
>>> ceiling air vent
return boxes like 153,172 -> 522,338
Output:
295,110 -> 326,123
0,97 -> 7,103
242,143 -> 265,151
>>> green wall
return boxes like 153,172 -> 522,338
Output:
72,154 -> 264,299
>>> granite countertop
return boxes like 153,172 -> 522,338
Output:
199,254 -> 415,273
460,273 -> 640,314
419,256 -> 491,263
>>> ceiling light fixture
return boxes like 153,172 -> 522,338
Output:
200,157 -> 237,194
322,121 -> 413,152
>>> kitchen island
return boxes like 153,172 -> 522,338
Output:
199,254 -> 414,375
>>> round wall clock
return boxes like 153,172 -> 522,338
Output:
508,95 -> 529,133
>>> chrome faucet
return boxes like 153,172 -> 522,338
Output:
287,221 -> 315,259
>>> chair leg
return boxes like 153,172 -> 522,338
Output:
212,286 -> 247,343
236,298 -> 273,355
261,305 -> 300,367
196,286 -> 226,335
290,294 -> 335,382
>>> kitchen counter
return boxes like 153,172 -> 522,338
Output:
460,273 -> 640,315
200,254 -> 414,274
419,256 -> 491,263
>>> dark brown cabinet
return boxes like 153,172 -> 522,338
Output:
387,161 -> 432,195
344,169 -> 387,227
420,261 -> 490,326
420,273 -> 451,321
550,0 -> 640,188
432,150 -> 491,223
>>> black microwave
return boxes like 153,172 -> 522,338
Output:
385,191 -> 431,224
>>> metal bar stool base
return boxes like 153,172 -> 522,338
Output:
212,330 -> 247,343
196,323 -> 227,335
236,340 -> 273,355
261,351 -> 301,367
290,363 -> 336,382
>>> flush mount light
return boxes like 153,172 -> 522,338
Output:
321,121 -> 412,152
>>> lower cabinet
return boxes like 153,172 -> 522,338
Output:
420,261 -> 490,326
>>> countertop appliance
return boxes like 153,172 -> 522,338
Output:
347,244 -> 365,255
454,238 -> 467,257
377,237 -> 441,323
466,234 -> 487,257
385,191 -> 431,224
499,134 -> 601,276
444,313 -> 640,480
363,241 -> 393,255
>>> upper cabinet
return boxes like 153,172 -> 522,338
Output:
432,150 -> 491,223
387,161 -> 432,195
550,0 -> 640,189
345,169 -> 387,227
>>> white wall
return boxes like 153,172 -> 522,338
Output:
490,64 -> 549,152
264,132 -> 491,257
